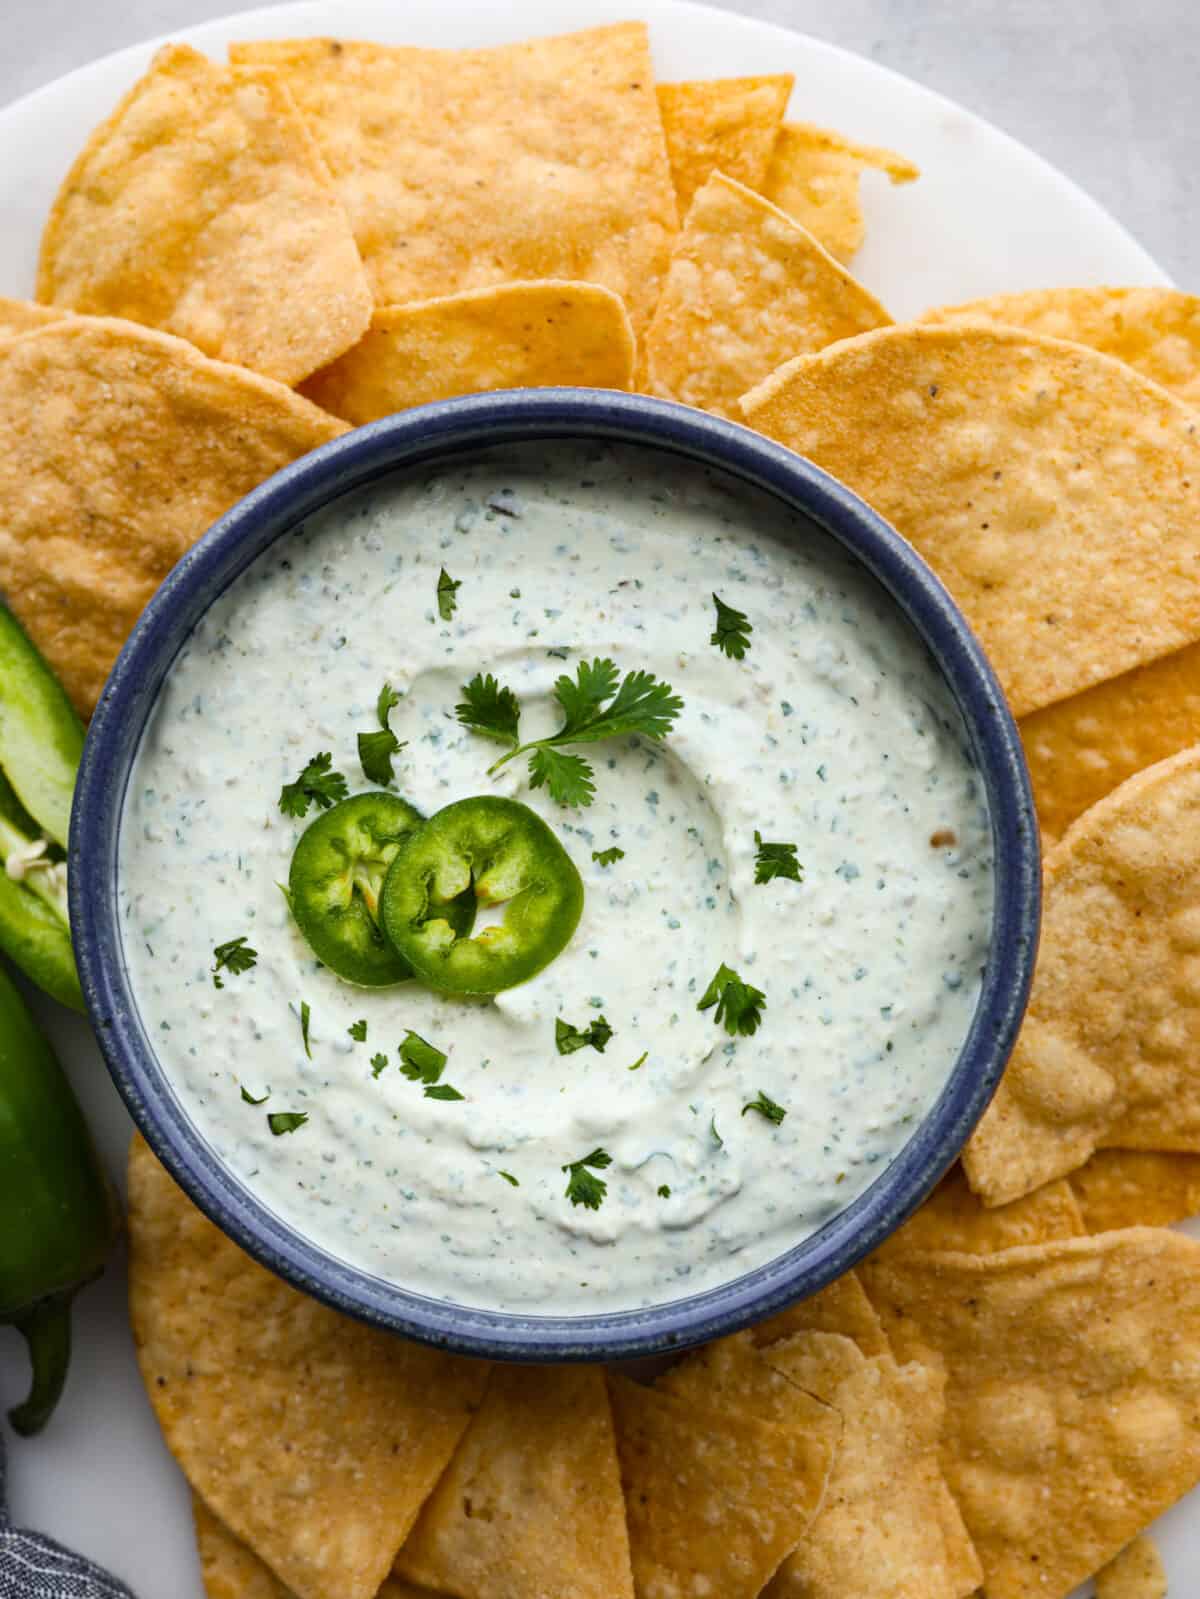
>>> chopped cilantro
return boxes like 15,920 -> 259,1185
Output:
370,1052 -> 388,1078
710,1115 -> 724,1148
498,1170 -> 520,1187
240,1085 -> 269,1105
377,683 -> 401,723
348,1019 -> 368,1042
742,1089 -> 787,1125
398,1030 -> 448,1084
562,1147 -> 612,1209
424,1084 -> 465,1101
267,1111 -> 308,1136
592,846 -> 625,867
359,681 -> 405,784
299,1000 -> 312,1058
212,934 -> 257,989
437,567 -> 462,621
698,962 -> 767,1036
657,1184 -> 671,1198
711,593 -> 752,660
627,1050 -> 648,1072
279,752 -> 348,818
753,830 -> 804,885
555,1015 -> 614,1055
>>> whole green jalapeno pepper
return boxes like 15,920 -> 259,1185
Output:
0,962 -> 120,1434
0,607 -> 84,1011
380,795 -> 583,994
288,791 -> 474,985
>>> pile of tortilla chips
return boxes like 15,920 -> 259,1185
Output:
7,18 -> 1200,1596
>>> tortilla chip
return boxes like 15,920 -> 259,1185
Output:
301,281 -> 635,423
0,316 -> 344,716
870,1166 -> 1084,1261
1072,1148 -> 1200,1231
656,1329 -> 843,1431
964,747 -> 1200,1204
37,44 -> 371,385
861,1229 -> 1200,1599
641,172 -> 890,418
750,1268 -> 891,1356
761,121 -> 919,263
608,1372 -> 834,1599
230,26 -> 677,338
0,297 -> 65,337
741,323 -> 1200,718
1095,1534 -> 1168,1599
127,1135 -> 488,1599
656,76 -> 792,215
1020,639 -> 1200,843
923,286 -> 1200,408
395,1365 -> 633,1599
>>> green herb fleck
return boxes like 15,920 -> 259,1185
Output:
592,846 -> 625,867
370,1052 -> 388,1078
498,1170 -> 520,1187
437,568 -> 462,621
424,1084 -> 465,1101
711,593 -> 753,660
627,1050 -> 648,1072
555,1015 -> 614,1055
358,681 -> 405,784
753,830 -> 804,885
240,1085 -> 269,1105
267,1111 -> 308,1136
279,752 -> 348,818
299,1000 -> 312,1058
398,1030 -> 448,1084
657,1184 -> 671,1198
212,934 -> 257,989
562,1147 -> 613,1209
742,1089 -> 787,1125
710,1116 -> 724,1148
698,962 -> 766,1036
348,1019 -> 368,1042
377,683 -> 401,723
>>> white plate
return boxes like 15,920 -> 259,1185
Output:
0,4 -> 1182,1594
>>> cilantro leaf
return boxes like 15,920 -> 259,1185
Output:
561,1147 -> 612,1209
555,1015 -> 614,1055
698,962 -> 766,1036
657,1184 -> 671,1198
279,752 -> 348,818
528,746 -> 595,807
424,1083 -> 465,1101
437,568 -> 461,621
753,830 -> 804,885
268,1111 -> 308,1136
299,1000 -> 312,1058
456,673 -> 521,746
592,846 -> 625,867
370,1052 -> 388,1078
358,728 -> 402,785
398,1030 -> 447,1085
498,1170 -> 520,1187
552,657 -> 620,734
742,1089 -> 787,1125
348,1019 -> 367,1042
212,935 -> 256,989
711,593 -> 752,660
240,1085 -> 269,1105
377,683 -> 401,724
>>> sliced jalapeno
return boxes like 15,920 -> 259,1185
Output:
288,792 -> 474,986
380,795 -> 583,994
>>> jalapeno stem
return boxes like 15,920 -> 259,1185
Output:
7,1291 -> 74,1436
0,814 -> 69,926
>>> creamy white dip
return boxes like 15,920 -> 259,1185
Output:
118,442 -> 993,1314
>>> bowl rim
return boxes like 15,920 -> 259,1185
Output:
71,387 -> 1040,1362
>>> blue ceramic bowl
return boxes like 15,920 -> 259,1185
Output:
72,389 -> 1039,1363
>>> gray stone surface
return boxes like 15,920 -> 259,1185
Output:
3,0 -> 1196,284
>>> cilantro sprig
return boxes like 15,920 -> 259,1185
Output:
212,935 -> 256,989
753,831 -> 804,885
358,682 -> 405,785
698,963 -> 766,1036
562,1147 -> 612,1209
457,658 -> 683,808
711,593 -> 752,659
279,752 -> 348,818
555,1015 -> 614,1055
742,1089 -> 787,1125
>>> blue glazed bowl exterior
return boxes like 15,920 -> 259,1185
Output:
71,388 -> 1040,1363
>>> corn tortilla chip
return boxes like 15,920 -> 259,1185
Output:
37,44 -> 371,385
964,747 -> 1200,1204
608,1372 -> 835,1599
870,1166 -> 1084,1261
1020,639 -> 1200,843
923,286 -> 1200,408
741,323 -> 1200,718
0,297 -> 65,337
861,1229 -> 1200,1599
0,316 -> 344,716
657,76 -> 792,215
750,1267 -> 891,1356
761,121 -> 919,263
127,1135 -> 488,1599
395,1364 -> 633,1599
656,1329 -> 843,1431
1072,1148 -> 1200,1231
230,26 -> 677,338
1095,1534 -> 1168,1599
642,172 -> 890,418
302,281 -> 635,423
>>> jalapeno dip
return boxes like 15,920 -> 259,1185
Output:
118,441 -> 994,1314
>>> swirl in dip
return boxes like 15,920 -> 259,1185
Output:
118,441 -> 993,1314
